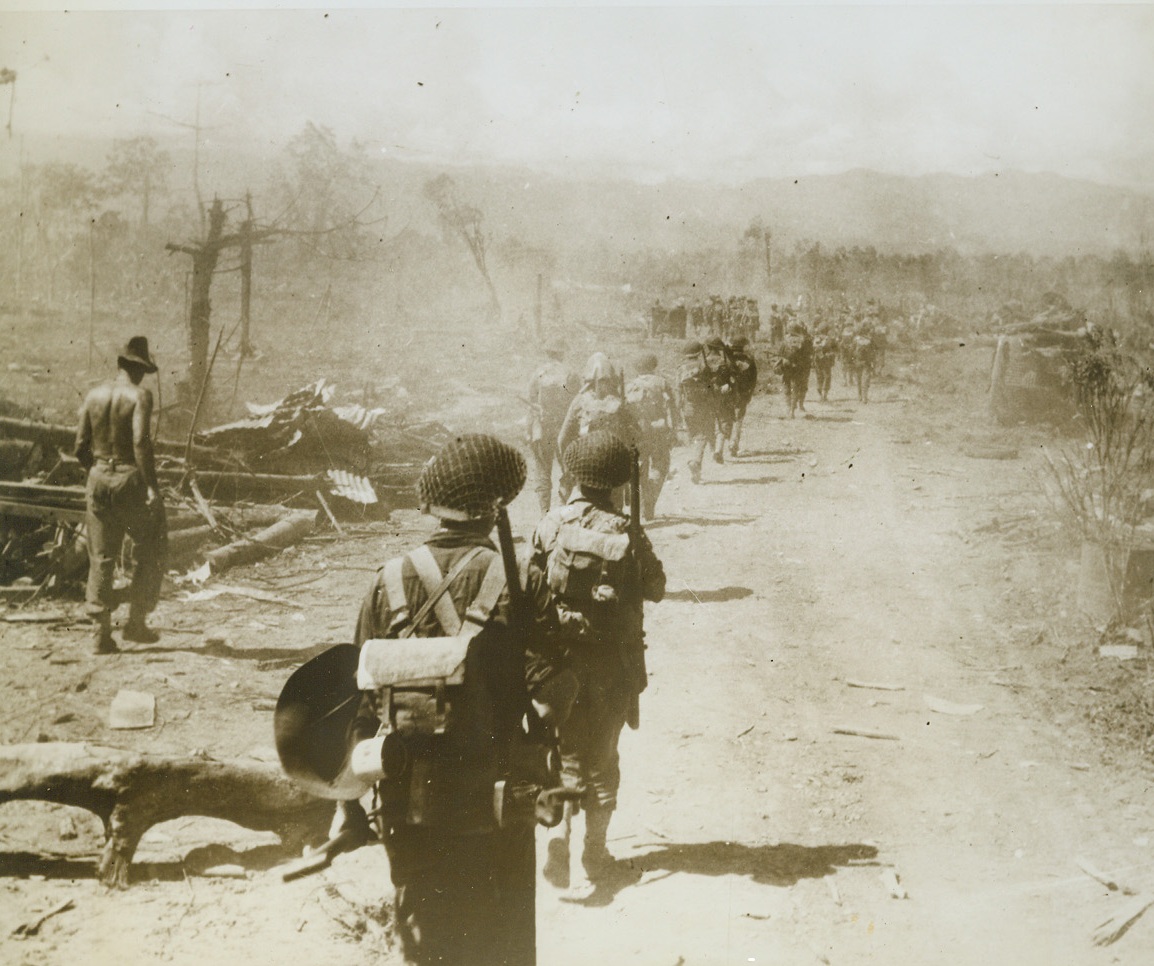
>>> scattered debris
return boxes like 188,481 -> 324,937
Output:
202,512 -> 316,576
1093,893 -> 1154,946
109,690 -> 156,730
826,876 -> 842,906
3,610 -> 68,623
181,583 -> 302,608
1076,857 -> 1132,895
201,864 -> 248,879
11,898 -> 75,938
924,695 -> 984,716
0,381 -> 452,596
880,867 -> 908,899
1098,644 -> 1139,660
833,727 -> 900,741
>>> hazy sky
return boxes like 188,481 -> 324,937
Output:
1,4 -> 1152,186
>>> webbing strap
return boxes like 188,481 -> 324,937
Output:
462,555 -> 508,632
408,545 -> 466,636
381,545 -> 485,639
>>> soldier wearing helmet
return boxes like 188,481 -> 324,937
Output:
778,320 -> 814,418
704,336 -> 737,464
526,342 -> 579,513
332,433 -> 574,965
812,322 -> 839,402
555,353 -> 640,503
624,352 -> 679,519
676,339 -> 715,483
725,335 -> 759,455
532,431 -> 666,898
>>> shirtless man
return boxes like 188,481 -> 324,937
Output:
75,336 -> 165,653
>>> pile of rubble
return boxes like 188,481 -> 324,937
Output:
0,381 -> 450,598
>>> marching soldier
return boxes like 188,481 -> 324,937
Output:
75,336 -> 166,653
556,353 -> 640,503
726,335 -> 758,456
850,321 -> 879,404
676,340 -> 715,484
526,342 -> 578,513
533,431 -> 665,896
328,434 -> 578,965
704,336 -> 736,463
625,352 -> 679,520
779,320 -> 813,418
812,323 -> 839,402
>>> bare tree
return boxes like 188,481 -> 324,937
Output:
167,198 -> 227,397
424,174 -> 502,322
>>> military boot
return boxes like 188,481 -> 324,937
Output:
94,610 -> 117,655
122,605 -> 160,644
581,805 -> 615,882
543,801 -> 572,889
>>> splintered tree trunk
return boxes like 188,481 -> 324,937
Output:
0,743 -> 331,888
188,199 -> 226,393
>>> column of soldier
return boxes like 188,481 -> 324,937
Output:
294,338 -> 764,964
79,325 -> 858,965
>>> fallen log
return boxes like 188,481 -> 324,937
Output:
0,415 -> 212,462
161,468 -> 321,504
0,743 -> 331,888
167,524 -> 216,562
203,511 -> 315,575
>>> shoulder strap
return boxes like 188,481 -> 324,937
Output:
408,545 -> 474,636
461,553 -> 508,633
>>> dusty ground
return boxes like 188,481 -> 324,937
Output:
2,335 -> 1153,965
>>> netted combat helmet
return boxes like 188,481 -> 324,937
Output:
729,336 -> 749,350
564,430 -> 633,490
635,352 -> 659,374
682,340 -> 703,357
583,351 -> 618,385
417,433 -> 526,520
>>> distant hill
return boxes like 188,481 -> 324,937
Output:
6,133 -> 1152,257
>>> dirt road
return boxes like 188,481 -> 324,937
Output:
2,345 -> 1152,965
534,366 -> 1154,965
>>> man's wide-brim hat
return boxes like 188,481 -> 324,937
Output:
417,433 -> 526,521
118,336 -> 158,373
564,430 -> 633,490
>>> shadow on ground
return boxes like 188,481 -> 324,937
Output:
730,448 -> 808,459
702,476 -> 781,486
0,842 -> 291,883
567,840 -> 879,907
663,587 -> 754,603
122,641 -> 338,665
647,515 -> 758,530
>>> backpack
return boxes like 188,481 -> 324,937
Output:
625,374 -> 670,431
357,546 -> 546,831
547,521 -> 631,607
678,360 -> 712,409
730,353 -> 757,396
